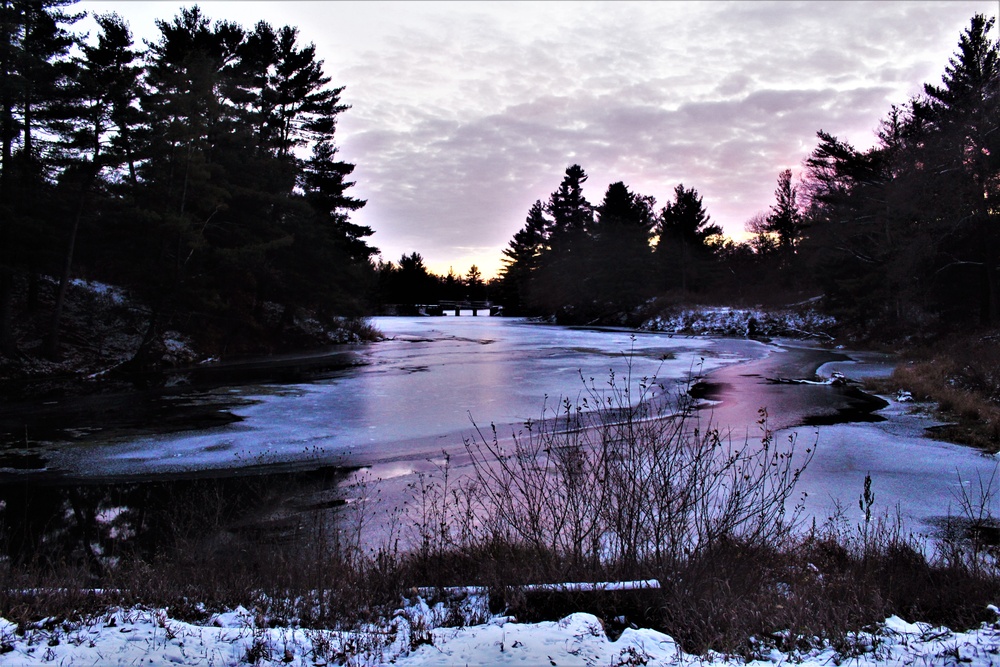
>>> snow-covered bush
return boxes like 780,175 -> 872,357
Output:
643,306 -> 836,338
161,331 -> 199,366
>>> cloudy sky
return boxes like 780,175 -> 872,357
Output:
80,1 -> 997,278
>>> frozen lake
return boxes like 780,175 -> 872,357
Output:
2,315 -> 998,538
15,316 -> 764,477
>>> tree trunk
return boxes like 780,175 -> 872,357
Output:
0,1 -> 12,356
0,0 -> 14,185
116,121 -> 138,190
45,165 -> 97,359
0,97 -> 11,187
981,258 -> 998,328
130,307 -> 161,370
44,199 -> 82,358
0,269 -> 13,355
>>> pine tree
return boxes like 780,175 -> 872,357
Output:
301,139 -> 369,261
392,252 -> 436,305
591,181 -> 655,308
268,137 -> 372,316
765,169 -> 803,258
918,14 -> 1000,324
800,128 -> 907,327
498,199 -> 547,314
0,0 -> 79,354
656,184 -> 720,291
0,0 -> 21,353
535,165 -> 594,319
799,14 -> 1000,330
44,12 -> 141,357
545,163 -> 592,250
463,264 -> 482,300
14,0 -> 79,189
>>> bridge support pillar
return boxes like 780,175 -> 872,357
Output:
454,307 -> 460,316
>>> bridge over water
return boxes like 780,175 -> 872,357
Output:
384,301 -> 500,316
430,300 -> 499,316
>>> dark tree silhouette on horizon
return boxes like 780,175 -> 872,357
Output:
0,2 -> 376,363
656,184 -> 721,292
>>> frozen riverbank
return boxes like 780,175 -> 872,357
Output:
2,319 -> 999,667
1,317 -> 995,543
0,317 -> 765,479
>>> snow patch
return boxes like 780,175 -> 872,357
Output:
69,278 -> 130,305
644,306 -> 836,339
2,603 -> 999,666
161,331 -> 198,366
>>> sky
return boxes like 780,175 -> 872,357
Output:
78,1 -> 998,279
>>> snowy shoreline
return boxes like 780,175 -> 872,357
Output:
3,599 -> 999,666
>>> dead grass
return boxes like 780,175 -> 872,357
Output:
2,475 -> 998,659
867,332 -> 1000,451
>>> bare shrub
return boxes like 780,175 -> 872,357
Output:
936,465 -> 1000,576
452,354 -> 813,584
392,362 -> 1000,656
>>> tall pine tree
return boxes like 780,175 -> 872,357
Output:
656,184 -> 720,291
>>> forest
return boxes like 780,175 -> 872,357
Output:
499,13 -> 1000,340
0,1 -> 377,365
0,2 -> 998,374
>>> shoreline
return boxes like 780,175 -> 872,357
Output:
698,339 -> 894,436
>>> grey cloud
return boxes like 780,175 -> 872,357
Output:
85,0 -> 994,274
716,73 -> 753,98
322,1 -> 997,272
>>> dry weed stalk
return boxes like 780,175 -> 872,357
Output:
427,351 -> 818,581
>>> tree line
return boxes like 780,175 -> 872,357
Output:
801,14 -> 1000,336
374,254 -> 488,312
497,166 -> 717,321
495,164 -> 807,323
0,1 -> 376,360
498,14 -> 1000,337
3,3 -> 995,366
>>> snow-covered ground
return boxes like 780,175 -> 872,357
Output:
644,305 -> 837,339
3,600 -> 999,666
67,278 -> 131,306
